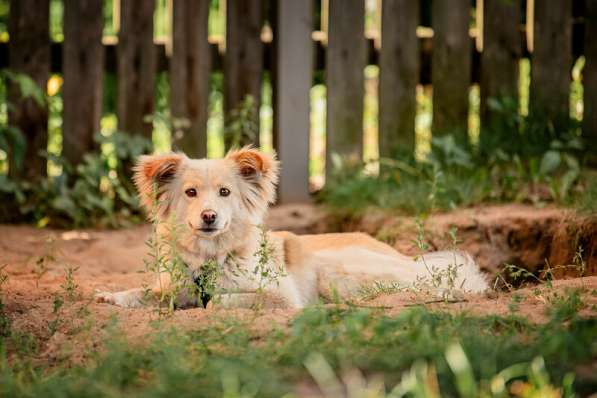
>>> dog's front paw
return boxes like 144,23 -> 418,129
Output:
95,291 -> 117,305
95,290 -> 145,308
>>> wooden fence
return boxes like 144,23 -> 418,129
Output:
3,0 -> 595,203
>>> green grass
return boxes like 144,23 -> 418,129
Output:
1,293 -> 595,397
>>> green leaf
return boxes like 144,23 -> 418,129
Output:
539,150 -> 561,175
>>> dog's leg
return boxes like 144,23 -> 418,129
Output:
95,288 -> 148,308
95,272 -> 174,308
209,291 -> 299,309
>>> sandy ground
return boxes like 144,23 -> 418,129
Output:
1,204 -> 596,365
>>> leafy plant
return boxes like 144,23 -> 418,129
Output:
0,131 -> 151,227
321,96 -> 589,216
224,95 -> 258,148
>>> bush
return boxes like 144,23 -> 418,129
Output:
0,131 -> 151,228
320,99 -> 590,216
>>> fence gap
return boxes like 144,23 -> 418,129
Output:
62,0 -> 104,165
273,0 -> 312,203
7,0 -> 50,179
479,0 -> 521,142
529,0 -> 572,128
325,0 -> 366,180
431,0 -> 471,141
379,0 -> 419,157
117,0 -> 156,139
224,0 -> 264,149
170,0 -> 210,158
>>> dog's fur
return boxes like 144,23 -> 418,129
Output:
95,147 -> 488,309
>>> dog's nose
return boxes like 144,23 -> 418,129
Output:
201,210 -> 217,225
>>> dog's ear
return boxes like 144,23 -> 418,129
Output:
226,146 -> 279,211
133,153 -> 185,215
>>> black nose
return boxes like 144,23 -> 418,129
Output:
201,210 -> 217,225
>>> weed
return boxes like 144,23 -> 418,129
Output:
47,294 -> 64,336
508,293 -> 524,314
546,288 -> 584,322
358,280 -> 407,301
0,265 -> 10,337
60,266 -> 80,301
31,235 -> 59,287
496,245 -> 587,291
252,226 -> 286,293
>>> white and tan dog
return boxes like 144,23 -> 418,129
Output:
96,147 -> 488,309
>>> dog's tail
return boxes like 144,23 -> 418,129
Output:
414,250 -> 488,293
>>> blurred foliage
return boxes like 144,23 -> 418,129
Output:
0,291 -> 594,397
0,71 -> 46,172
321,96 -> 592,216
0,131 -> 150,228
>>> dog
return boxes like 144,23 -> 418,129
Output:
95,147 -> 488,309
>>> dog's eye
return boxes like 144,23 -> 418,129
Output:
219,187 -> 231,197
185,188 -> 197,198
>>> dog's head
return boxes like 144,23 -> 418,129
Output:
133,147 -> 279,241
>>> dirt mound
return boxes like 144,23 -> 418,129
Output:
320,204 -> 597,278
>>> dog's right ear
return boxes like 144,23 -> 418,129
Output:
133,153 -> 185,214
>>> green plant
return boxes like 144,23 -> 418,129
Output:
31,235 -> 60,287
0,131 -> 151,227
47,294 -> 64,336
320,97 -> 589,216
143,206 -> 194,315
224,95 -> 258,148
0,264 -> 10,337
61,266 -> 80,301
508,293 -> 524,314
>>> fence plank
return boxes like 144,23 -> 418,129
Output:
274,0 -> 313,203
170,0 -> 210,158
583,0 -> 597,159
224,0 -> 264,149
117,0 -> 156,138
431,0 -> 471,140
7,0 -> 49,178
530,0 -> 572,127
480,0 -> 521,135
62,0 -> 104,165
325,0 -> 366,179
379,0 -> 419,157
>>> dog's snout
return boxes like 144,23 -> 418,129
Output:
201,210 -> 217,225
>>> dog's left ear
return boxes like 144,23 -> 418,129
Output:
226,146 -> 279,206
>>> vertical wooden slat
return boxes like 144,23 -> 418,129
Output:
529,0 -> 572,126
170,0 -> 210,158
378,0 -> 419,157
63,0 -> 104,165
583,0 -> 597,155
480,0 -> 521,132
117,0 -> 156,138
431,0 -> 471,139
224,0 -> 264,149
325,0 -> 366,179
274,0 -> 313,203
7,0 -> 49,178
